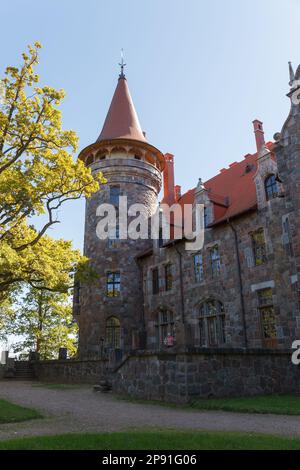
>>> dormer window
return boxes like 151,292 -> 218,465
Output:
265,174 -> 279,201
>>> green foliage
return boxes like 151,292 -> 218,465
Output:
1,430 -> 300,450
0,399 -> 42,424
0,42 -> 106,299
2,286 -> 78,359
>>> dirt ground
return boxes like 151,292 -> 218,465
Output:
1,380 -> 300,440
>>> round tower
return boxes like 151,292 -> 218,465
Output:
76,66 -> 164,359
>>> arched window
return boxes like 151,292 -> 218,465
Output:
155,310 -> 174,347
86,154 -> 94,166
265,174 -> 279,201
105,317 -> 121,349
199,300 -> 226,347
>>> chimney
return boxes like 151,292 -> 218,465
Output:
252,119 -> 265,152
163,153 -> 175,205
174,185 -> 181,201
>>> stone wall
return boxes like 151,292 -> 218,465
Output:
33,359 -> 108,384
77,154 -> 162,358
31,349 -> 300,403
110,349 -> 300,403
140,196 -> 300,351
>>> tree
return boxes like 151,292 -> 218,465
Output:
2,286 -> 78,359
0,42 -> 105,300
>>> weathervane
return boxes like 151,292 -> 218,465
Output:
119,49 -> 126,79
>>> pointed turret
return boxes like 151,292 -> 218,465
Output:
78,63 -> 164,171
289,61 -> 295,87
97,76 -> 147,143
77,62 -> 165,359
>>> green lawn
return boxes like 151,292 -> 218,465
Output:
117,394 -> 300,416
0,430 -> 300,450
0,399 -> 42,424
190,395 -> 300,415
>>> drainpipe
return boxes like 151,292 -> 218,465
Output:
174,245 -> 185,324
228,220 -> 248,348
136,259 -> 146,329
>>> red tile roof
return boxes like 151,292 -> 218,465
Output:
177,142 -> 274,225
97,77 -> 147,143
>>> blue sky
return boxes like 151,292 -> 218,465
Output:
1,0 -> 299,251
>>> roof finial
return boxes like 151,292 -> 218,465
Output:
119,48 -> 126,79
289,61 -> 295,87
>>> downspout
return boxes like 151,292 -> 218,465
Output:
174,245 -> 185,324
136,258 -> 147,350
228,220 -> 248,348
136,259 -> 146,329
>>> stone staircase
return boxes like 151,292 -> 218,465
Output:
14,361 -> 35,380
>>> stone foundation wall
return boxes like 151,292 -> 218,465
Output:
110,349 -> 300,403
33,359 -> 108,384
32,350 -> 300,403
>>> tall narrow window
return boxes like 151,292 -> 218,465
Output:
105,317 -> 121,349
204,207 -> 209,228
210,245 -> 221,277
152,267 -> 159,295
194,254 -> 204,283
265,174 -> 279,201
251,228 -> 267,266
155,310 -> 175,347
109,185 -> 121,207
165,264 -> 173,291
108,224 -> 120,249
198,300 -> 225,347
257,288 -> 277,347
106,272 -> 121,297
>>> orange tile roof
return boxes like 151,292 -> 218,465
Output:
177,142 -> 274,225
97,77 -> 147,143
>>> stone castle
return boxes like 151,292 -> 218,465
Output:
73,61 -> 300,367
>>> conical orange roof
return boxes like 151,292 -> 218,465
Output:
97,77 -> 147,143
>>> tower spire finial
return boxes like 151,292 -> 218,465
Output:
119,48 -> 126,79
289,61 -> 295,87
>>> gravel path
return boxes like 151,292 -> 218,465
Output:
0,380 -> 300,440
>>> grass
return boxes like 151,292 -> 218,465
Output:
116,394 -> 300,416
189,395 -> 300,415
0,399 -> 42,424
0,430 -> 300,450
